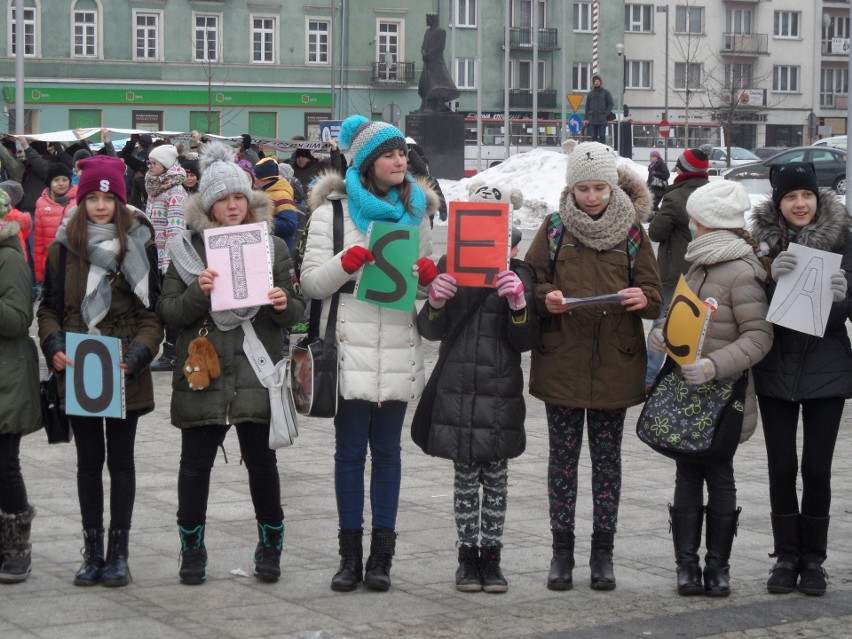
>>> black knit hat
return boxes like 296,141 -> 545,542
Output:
180,158 -> 200,178
45,162 -> 72,186
770,162 -> 820,208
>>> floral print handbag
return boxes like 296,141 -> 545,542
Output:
636,358 -> 747,465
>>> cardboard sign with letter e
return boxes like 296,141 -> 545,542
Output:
354,222 -> 420,312
662,276 -> 713,366
766,243 -> 841,337
447,201 -> 510,287
65,333 -> 126,419
204,222 -> 273,312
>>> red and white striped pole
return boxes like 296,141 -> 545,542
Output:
592,0 -> 599,74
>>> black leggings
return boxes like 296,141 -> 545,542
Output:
758,396 -> 844,518
71,412 -> 140,530
0,433 -> 28,514
177,423 -> 283,528
674,460 -> 736,513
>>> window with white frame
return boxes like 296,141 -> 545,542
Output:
194,14 -> 219,62
674,62 -> 702,90
574,3 -> 592,33
455,57 -> 476,89
73,9 -> 97,58
625,5 -> 652,33
675,5 -> 703,34
376,20 -> 402,72
774,11 -> 800,38
726,9 -> 752,35
307,18 -> 330,64
252,16 -> 276,63
134,11 -> 160,61
823,15 -> 851,40
518,60 -> 532,90
820,67 -> 849,107
456,0 -> 477,27
627,60 -> 652,89
725,63 -> 753,90
11,6 -> 37,57
514,0 -> 547,27
773,65 -> 800,93
572,62 -> 592,92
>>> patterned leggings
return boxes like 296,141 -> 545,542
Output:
453,459 -> 509,548
546,404 -> 626,534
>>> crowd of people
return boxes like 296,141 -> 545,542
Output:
0,123 -> 849,605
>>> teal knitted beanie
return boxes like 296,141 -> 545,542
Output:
338,115 -> 408,174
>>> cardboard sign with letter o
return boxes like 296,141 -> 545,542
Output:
65,333 -> 126,419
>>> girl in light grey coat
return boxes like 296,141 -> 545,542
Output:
647,180 -> 773,598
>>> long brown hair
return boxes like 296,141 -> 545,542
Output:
363,166 -> 416,214
65,196 -> 134,266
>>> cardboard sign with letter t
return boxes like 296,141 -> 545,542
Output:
447,201 -> 510,287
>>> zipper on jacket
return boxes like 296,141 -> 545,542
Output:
789,335 -> 812,401
376,307 -> 384,407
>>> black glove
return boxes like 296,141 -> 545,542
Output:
42,331 -> 67,368
122,341 -> 155,380
241,134 -> 253,151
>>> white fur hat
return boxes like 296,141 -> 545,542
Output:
565,141 -> 619,190
686,180 -> 750,230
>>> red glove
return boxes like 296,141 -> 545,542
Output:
495,270 -> 526,311
340,246 -> 374,274
414,257 -> 438,286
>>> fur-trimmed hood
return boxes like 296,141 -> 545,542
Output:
181,189 -> 275,234
308,170 -> 442,219
0,219 -> 21,242
558,164 -> 653,225
750,188 -> 851,256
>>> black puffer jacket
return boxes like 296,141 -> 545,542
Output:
416,258 -> 537,463
749,189 -> 852,401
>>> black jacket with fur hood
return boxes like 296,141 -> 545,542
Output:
749,189 -> 852,401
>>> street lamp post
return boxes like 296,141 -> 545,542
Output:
656,4 -> 670,165
615,43 -> 628,156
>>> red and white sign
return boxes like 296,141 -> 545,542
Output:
659,120 -> 671,138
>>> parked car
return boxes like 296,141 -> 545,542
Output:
812,135 -> 846,150
751,147 -> 787,160
724,146 -> 847,195
706,146 -> 761,170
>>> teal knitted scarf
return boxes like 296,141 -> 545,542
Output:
344,166 -> 426,233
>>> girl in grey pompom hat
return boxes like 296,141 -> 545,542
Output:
197,140 -> 254,215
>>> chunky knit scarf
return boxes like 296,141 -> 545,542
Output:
167,229 -> 274,331
344,166 -> 426,233
54,218 -> 151,333
558,187 -> 635,251
145,168 -> 185,199
684,230 -> 753,266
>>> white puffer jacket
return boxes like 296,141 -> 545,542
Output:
300,172 -> 437,403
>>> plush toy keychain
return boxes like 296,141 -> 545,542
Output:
183,325 -> 221,391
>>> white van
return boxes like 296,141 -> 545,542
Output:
812,135 -> 847,150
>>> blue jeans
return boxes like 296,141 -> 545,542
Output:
588,123 -> 608,144
645,284 -> 675,388
334,398 -> 406,530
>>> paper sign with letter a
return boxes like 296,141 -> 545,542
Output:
65,333 -> 125,419
662,276 -> 712,366
355,222 -> 419,311
447,201 -> 510,287
766,243 -> 841,337
204,222 -> 273,312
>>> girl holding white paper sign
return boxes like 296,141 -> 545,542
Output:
37,155 -> 164,588
157,141 -> 304,586
749,161 -> 852,597
647,179 -> 772,597
524,141 -> 662,592
299,115 -> 440,593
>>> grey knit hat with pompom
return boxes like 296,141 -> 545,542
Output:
198,140 -> 254,214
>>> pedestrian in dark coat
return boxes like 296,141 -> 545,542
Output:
156,140 -> 304,586
416,228 -> 536,593
583,74 -> 614,144
646,150 -> 670,212
0,188 -> 40,584
748,162 -> 852,597
37,155 -> 163,588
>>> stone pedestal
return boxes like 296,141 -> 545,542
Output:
405,111 -> 465,180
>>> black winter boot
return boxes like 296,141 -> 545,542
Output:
668,504 -> 704,596
589,531 -> 616,590
480,545 -> 508,593
254,522 -> 284,583
101,529 -> 131,587
0,506 -> 35,584
455,543 -> 481,592
767,513 -> 801,594
151,341 -> 176,372
331,529 -> 363,592
547,530 -> 575,591
73,528 -> 105,586
798,515 -> 829,596
364,528 -> 396,591
703,507 -> 740,597
178,524 -> 207,585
